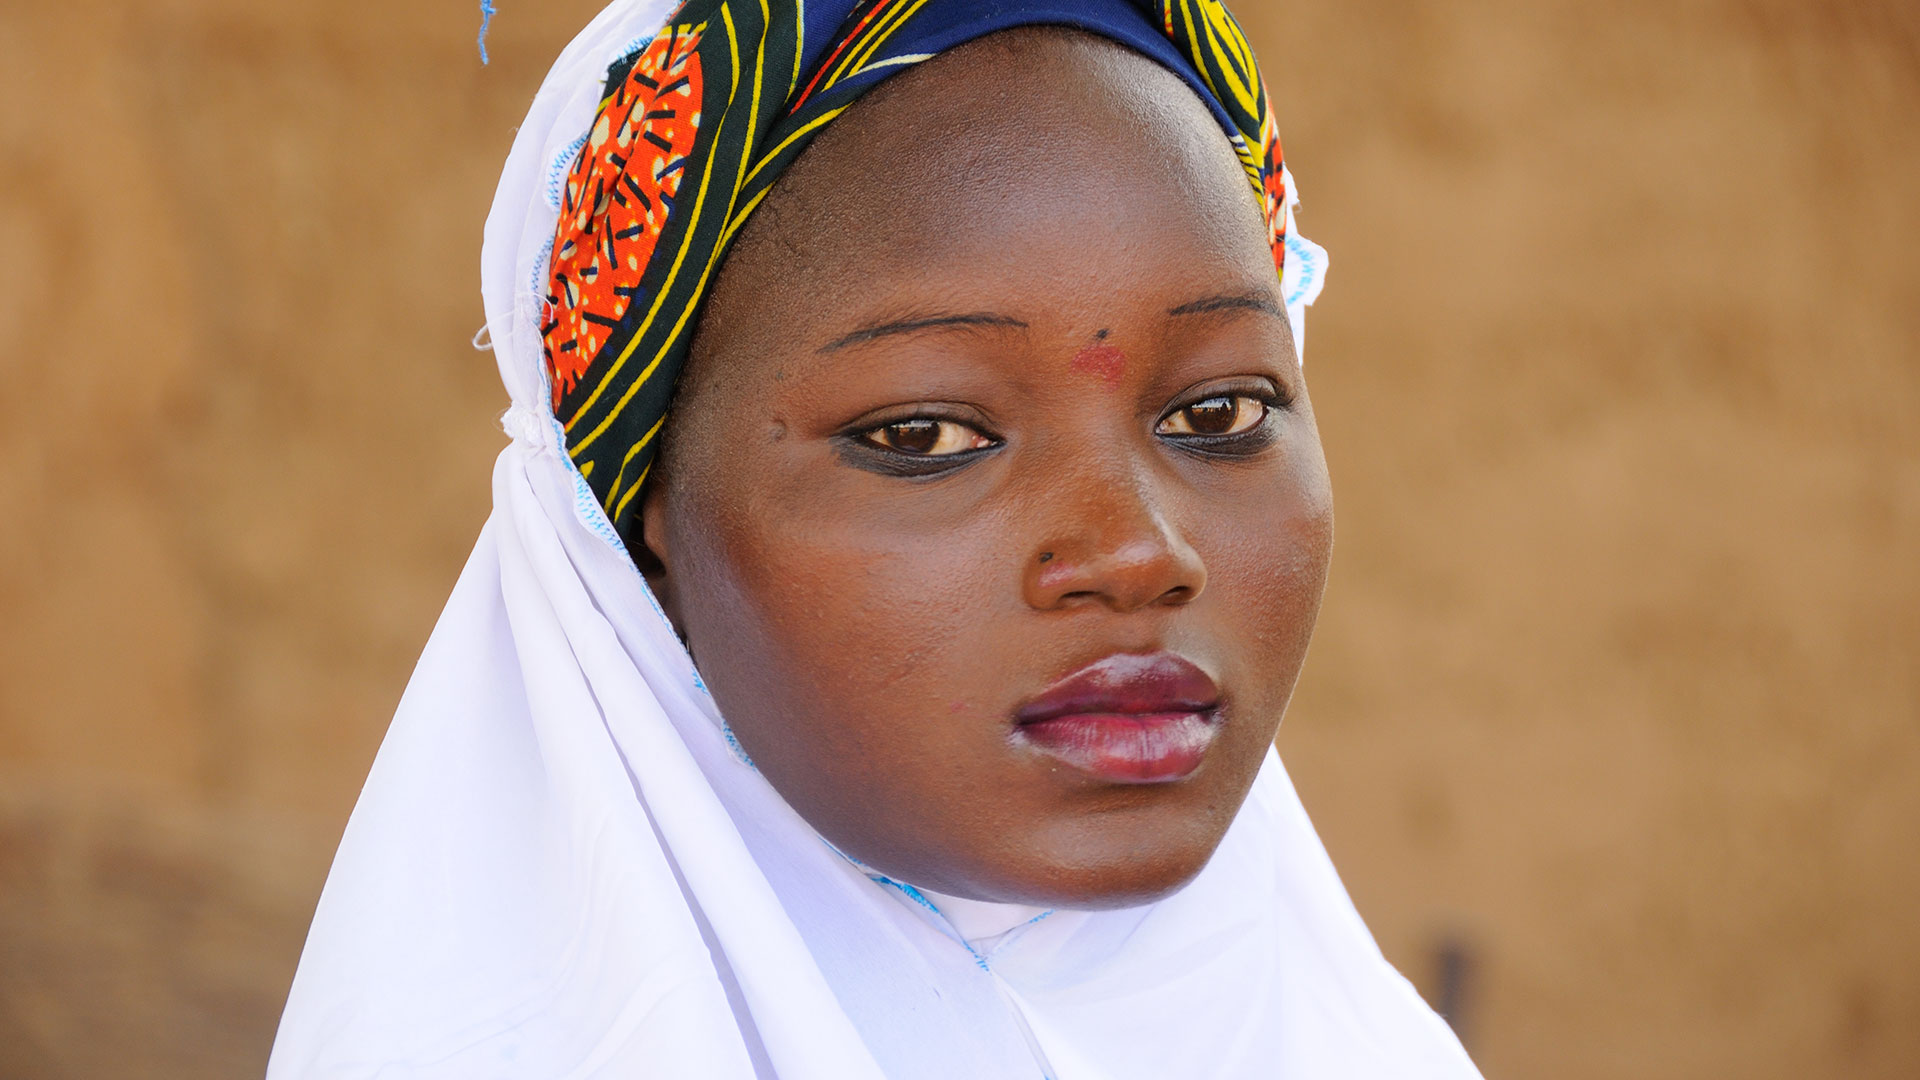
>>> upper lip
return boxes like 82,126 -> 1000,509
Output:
1015,652 -> 1221,724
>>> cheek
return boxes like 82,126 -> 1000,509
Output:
675,499 -> 1037,882
1194,455 -> 1334,703
675,492 -> 1006,761
746,539 -> 975,693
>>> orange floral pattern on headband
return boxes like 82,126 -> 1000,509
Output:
542,25 -> 704,410
1260,110 -> 1287,275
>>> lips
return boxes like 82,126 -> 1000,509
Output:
1013,652 -> 1222,784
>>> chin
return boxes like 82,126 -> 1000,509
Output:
962,815 -> 1229,910
1035,859 -> 1213,911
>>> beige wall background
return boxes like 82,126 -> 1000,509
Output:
1,0 -> 1915,1076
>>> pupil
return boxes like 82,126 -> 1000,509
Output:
888,419 -> 941,454
1185,397 -> 1238,435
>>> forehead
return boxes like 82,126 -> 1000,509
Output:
722,29 -> 1275,322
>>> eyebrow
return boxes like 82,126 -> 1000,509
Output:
820,312 -> 1030,353
1167,293 -> 1288,321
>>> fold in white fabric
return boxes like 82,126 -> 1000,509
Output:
266,1 -> 1478,1075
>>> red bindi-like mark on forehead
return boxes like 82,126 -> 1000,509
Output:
1069,330 -> 1126,387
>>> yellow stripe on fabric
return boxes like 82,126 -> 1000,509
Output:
570,9 -> 749,450
843,0 -> 931,83
1228,132 -> 1262,190
857,0 -> 932,75
822,3 -> 888,89
1196,5 -> 1258,117
740,0 -> 771,179
1223,12 -> 1256,76
742,103 -> 849,189
714,1 -> 772,260
1171,1 -> 1263,201
1204,2 -> 1253,81
608,414 -> 669,517
1176,3 -> 1215,104
578,2 -> 772,456
826,0 -> 914,90
1166,2 -> 1264,205
1167,3 -> 1228,119
790,0 -> 806,93
614,461 -> 656,520
721,185 -> 775,247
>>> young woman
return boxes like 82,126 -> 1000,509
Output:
268,1 -> 1480,1076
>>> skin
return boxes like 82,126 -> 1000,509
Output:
640,29 -> 1334,908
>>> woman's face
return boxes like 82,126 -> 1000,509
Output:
644,31 -> 1332,908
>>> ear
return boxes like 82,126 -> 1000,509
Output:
633,474 -> 684,633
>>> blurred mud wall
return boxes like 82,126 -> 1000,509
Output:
0,0 -> 1914,1076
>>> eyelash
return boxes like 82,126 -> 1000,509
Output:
839,384 -> 1288,476
839,414 -> 1003,477
1154,389 -> 1286,456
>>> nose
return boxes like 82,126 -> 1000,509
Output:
1021,468 -> 1207,613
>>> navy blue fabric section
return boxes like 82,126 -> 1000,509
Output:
794,1 -> 1238,140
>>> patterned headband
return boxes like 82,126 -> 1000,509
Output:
541,0 -> 1289,543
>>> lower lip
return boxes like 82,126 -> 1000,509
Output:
1015,711 -> 1220,784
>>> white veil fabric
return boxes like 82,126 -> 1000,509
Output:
265,2 -> 1479,1076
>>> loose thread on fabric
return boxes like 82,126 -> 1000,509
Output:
477,0 -> 498,64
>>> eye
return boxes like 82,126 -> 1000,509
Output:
858,417 -> 995,456
1156,395 -> 1270,438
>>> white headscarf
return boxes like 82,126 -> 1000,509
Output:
266,2 -> 1477,1076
